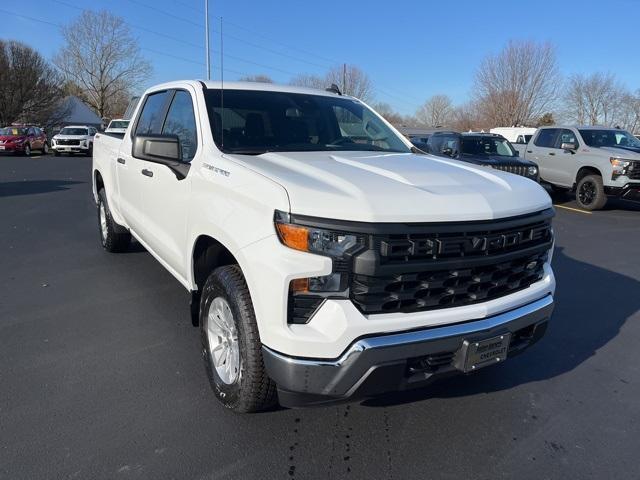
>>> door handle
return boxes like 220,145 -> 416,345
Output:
117,157 -> 126,164
527,150 -> 533,153
141,169 -> 154,177
548,152 -> 555,156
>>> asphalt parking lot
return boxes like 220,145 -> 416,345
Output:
1,154 -> 639,480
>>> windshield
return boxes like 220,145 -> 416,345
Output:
60,128 -> 88,136
204,89 -> 411,154
0,127 -> 27,136
461,136 -> 517,157
578,129 -> 640,148
109,121 -> 129,129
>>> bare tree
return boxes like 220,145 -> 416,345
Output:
291,65 -> 374,102
0,40 -> 66,127
474,40 -> 559,127
326,65 -> 374,102
289,73 -> 327,90
372,102 -> 404,125
415,94 -> 453,127
616,90 -> 640,133
54,10 -> 152,119
449,101 -> 487,132
564,72 -> 627,126
238,74 -> 274,83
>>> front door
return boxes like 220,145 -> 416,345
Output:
134,89 -> 199,278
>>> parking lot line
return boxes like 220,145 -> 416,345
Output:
554,204 -> 592,215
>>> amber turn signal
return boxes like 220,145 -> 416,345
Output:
275,223 -> 309,252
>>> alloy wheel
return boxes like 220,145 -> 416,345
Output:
206,297 -> 240,385
578,180 -> 596,205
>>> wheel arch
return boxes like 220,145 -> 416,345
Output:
575,166 -> 602,184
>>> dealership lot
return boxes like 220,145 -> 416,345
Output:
1,155 -> 639,479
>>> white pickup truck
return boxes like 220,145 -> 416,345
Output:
519,126 -> 640,210
92,80 -> 556,412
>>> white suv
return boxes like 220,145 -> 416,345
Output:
51,125 -> 96,156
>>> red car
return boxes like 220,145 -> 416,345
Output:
0,126 -> 49,156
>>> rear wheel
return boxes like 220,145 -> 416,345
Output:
42,142 -> 49,154
200,265 -> 277,413
576,174 -> 607,210
97,189 -> 131,252
24,144 -> 31,157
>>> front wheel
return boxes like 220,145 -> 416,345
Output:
200,265 -> 277,413
97,189 -> 131,252
576,174 -> 607,210
23,144 -> 31,157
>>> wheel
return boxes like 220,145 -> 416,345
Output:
24,144 -> 31,157
42,142 -> 49,154
576,174 -> 607,210
200,265 -> 277,413
87,143 -> 93,156
97,189 -> 131,252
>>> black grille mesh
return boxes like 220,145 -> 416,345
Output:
351,251 -> 547,314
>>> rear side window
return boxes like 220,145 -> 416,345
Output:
162,90 -> 198,162
135,91 -> 169,135
534,129 -> 558,148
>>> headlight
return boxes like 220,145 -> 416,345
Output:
275,211 -> 365,323
610,157 -> 633,179
274,211 -> 361,258
527,166 -> 538,176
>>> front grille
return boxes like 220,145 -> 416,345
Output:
628,163 -> 640,179
491,164 -> 532,178
351,250 -> 547,314
56,139 -> 80,145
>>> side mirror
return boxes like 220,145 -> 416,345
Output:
561,142 -> 577,152
132,134 -> 190,180
513,150 -> 520,156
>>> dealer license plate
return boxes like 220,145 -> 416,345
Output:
462,333 -> 511,372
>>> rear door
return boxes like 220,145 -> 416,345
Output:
134,88 -> 198,278
117,90 -> 171,232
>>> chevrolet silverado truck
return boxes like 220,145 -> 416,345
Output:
520,126 -> 640,210
92,80 -> 556,412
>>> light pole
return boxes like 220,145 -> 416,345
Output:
205,0 -> 211,80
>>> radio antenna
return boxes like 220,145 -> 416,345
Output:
220,16 -> 224,149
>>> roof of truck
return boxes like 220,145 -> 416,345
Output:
145,80 -> 350,99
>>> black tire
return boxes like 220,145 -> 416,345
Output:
200,265 -> 277,413
97,189 -> 131,252
575,174 -> 607,210
23,143 -> 31,157
42,142 -> 49,154
86,144 -> 93,157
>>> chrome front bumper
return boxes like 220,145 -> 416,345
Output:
263,295 -> 554,407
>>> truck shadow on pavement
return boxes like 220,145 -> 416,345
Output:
362,247 -> 640,407
0,180 -> 84,198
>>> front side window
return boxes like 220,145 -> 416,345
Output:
0,127 -> 27,136
162,91 -> 198,162
204,89 -> 410,154
135,91 -> 169,136
534,129 -> 558,148
461,136 -> 517,157
578,129 -> 640,148
555,129 -> 578,148
60,127 -> 89,136
428,134 -> 460,157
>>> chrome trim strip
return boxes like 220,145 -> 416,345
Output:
267,295 -> 554,368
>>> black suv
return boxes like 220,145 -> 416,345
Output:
412,131 -> 540,181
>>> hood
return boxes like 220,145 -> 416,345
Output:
458,153 -> 536,167
597,145 -> 640,158
54,134 -> 89,140
227,151 -> 551,223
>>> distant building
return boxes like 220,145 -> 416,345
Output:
50,96 -> 103,133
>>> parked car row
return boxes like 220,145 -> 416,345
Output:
407,125 -> 640,211
0,124 -> 102,157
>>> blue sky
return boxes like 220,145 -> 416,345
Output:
2,0 -> 640,115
